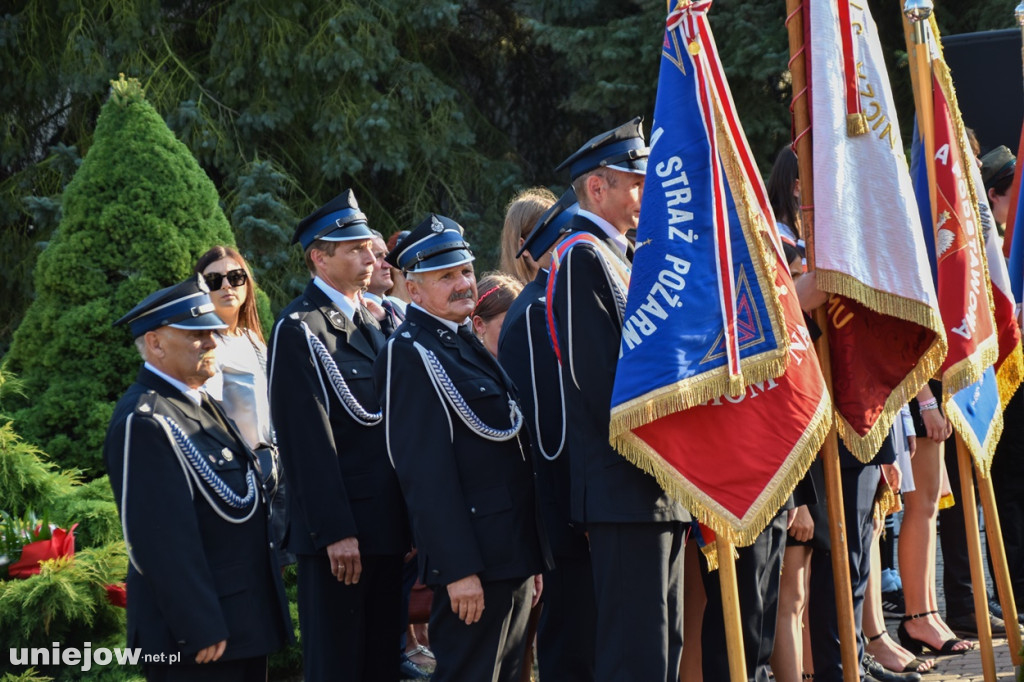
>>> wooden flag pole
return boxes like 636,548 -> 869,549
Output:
717,538 -> 749,682
903,5 -> 1005,676
976,468 -> 1024,665
783,2 -> 859,680
955,436 -> 998,681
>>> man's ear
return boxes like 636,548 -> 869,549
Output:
144,330 -> 164,358
405,277 -> 422,305
585,173 -> 605,203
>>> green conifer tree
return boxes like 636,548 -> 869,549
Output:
7,75 -> 235,475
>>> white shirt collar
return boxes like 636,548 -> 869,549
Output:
145,362 -> 204,406
410,302 -> 466,333
577,208 -> 629,256
362,291 -> 383,305
313,276 -> 360,321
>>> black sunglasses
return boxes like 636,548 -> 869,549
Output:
203,268 -> 248,290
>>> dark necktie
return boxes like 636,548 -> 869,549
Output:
353,306 -> 383,352
201,391 -> 235,440
382,299 -> 404,325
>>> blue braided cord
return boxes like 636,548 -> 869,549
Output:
163,417 -> 258,510
417,344 -> 523,441
301,321 -> 382,426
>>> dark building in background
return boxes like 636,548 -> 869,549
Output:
944,28 -> 1023,155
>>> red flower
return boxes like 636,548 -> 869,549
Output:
105,582 -> 128,608
6,523 -> 78,579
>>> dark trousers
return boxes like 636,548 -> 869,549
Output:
537,553 -> 597,682
296,552 -> 404,682
587,521 -> 685,682
990,387 -> 1024,610
145,655 -> 266,682
809,464 -> 879,682
700,510 -> 788,682
429,576 -> 533,682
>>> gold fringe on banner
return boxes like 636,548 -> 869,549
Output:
846,112 -> 868,137
996,344 -> 1024,408
815,269 -> 948,462
701,542 -> 722,571
611,390 -> 831,548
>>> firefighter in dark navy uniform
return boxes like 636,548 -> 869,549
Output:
549,118 -> 691,682
497,188 -> 598,681
267,190 -> 410,682
104,274 -> 291,682
374,214 -> 552,682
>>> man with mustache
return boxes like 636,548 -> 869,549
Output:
104,274 -> 291,681
268,190 -> 410,681
374,214 -> 551,682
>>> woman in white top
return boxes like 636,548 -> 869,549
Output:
195,245 -> 293,566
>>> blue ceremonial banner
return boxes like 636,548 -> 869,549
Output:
608,9 -> 789,416
608,2 -> 828,546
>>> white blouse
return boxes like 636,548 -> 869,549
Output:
205,331 -> 273,450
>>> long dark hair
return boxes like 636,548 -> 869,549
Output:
194,245 -> 265,344
766,146 -> 800,237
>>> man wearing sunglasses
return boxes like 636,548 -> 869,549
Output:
267,190 -> 410,682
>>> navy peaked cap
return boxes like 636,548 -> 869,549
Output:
385,214 -> 475,273
292,189 -> 374,250
518,187 -> 578,261
981,145 -> 1016,190
114,273 -> 227,338
555,117 -> 649,181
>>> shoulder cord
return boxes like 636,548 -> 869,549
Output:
411,341 -> 523,442
153,414 -> 260,524
300,320 -> 382,426
120,412 -> 258,574
526,305 -> 566,460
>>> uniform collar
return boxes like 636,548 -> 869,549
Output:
143,362 -> 203,405
409,302 -> 465,333
577,209 -> 629,256
313,276 -> 359,321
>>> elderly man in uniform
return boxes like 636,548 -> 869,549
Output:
548,118 -> 691,682
104,275 -> 291,682
374,214 -> 551,682
268,190 -> 410,682
497,188 -> 597,682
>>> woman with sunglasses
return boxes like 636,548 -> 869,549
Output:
194,246 -> 293,567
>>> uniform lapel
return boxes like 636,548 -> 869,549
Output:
138,368 -> 248,456
575,216 -> 632,267
304,283 -> 380,361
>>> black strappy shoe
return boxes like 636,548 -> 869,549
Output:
865,631 -> 934,673
897,611 -> 975,656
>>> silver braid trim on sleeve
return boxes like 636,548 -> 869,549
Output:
153,414 -> 260,524
412,341 -> 523,442
300,320 -> 382,426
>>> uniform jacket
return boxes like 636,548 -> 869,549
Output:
498,270 -> 588,559
551,215 -> 691,525
374,305 -> 551,586
103,367 -> 291,661
268,282 -> 409,556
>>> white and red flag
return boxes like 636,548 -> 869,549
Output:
807,0 -> 946,462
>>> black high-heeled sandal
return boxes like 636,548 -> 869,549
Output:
897,611 -> 974,656
865,631 -> 934,673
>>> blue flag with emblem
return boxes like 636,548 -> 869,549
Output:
608,1 -> 828,546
